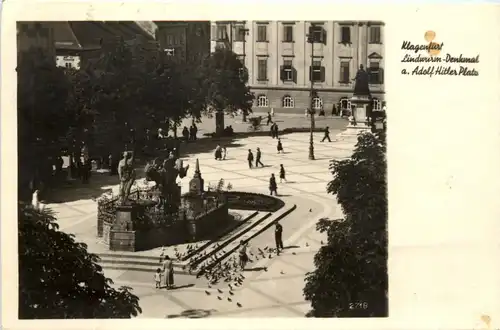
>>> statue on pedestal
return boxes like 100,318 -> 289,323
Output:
117,151 -> 136,205
144,153 -> 190,214
352,64 -> 371,97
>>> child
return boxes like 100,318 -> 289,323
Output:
154,268 -> 162,289
279,164 -> 287,183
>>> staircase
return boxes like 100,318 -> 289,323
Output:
96,205 -> 297,275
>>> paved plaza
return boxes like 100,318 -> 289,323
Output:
45,130 -> 356,318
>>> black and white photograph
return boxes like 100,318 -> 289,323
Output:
16,20 -> 387,319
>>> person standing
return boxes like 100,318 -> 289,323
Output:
189,125 -> 196,141
223,146 -> 227,160
247,149 -> 254,169
331,104 -> 337,117
275,223 -> 284,255
154,268 -> 162,289
255,147 -> 264,167
277,138 -> 284,154
269,173 -> 278,196
161,255 -> 174,289
321,126 -> 332,142
279,164 -> 287,183
238,240 -> 249,270
273,123 -> 279,139
182,126 -> 189,142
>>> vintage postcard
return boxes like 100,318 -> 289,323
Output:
1,1 -> 499,330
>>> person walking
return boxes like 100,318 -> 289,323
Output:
275,223 -> 284,255
321,126 -> 332,142
266,112 -> 272,126
255,147 -> 264,167
279,164 -> 287,183
277,138 -> 284,154
161,255 -> 174,289
273,123 -> 279,139
247,149 -> 254,169
269,173 -> 278,196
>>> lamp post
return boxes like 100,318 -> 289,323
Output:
307,24 -> 316,161
240,25 -> 249,122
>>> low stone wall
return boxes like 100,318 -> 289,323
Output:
103,201 -> 229,251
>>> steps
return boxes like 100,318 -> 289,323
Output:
197,204 -> 297,275
95,205 -> 297,275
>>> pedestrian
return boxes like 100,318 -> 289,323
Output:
193,123 -> 198,140
223,146 -> 227,160
182,126 -> 189,142
255,147 -> 264,167
269,173 -> 278,196
247,149 -> 254,169
273,123 -> 279,139
238,240 -> 249,270
270,123 -> 275,139
154,268 -> 162,289
266,112 -> 272,125
271,108 -> 275,117
189,125 -> 196,141
319,107 -> 325,116
332,104 -> 337,117
161,255 -> 174,289
275,223 -> 284,255
321,126 -> 332,142
277,138 -> 284,154
279,164 -> 286,183
214,144 -> 222,160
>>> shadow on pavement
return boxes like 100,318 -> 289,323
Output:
165,308 -> 216,319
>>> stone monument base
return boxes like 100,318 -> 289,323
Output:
338,94 -> 372,140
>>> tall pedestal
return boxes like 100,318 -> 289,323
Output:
338,95 -> 372,139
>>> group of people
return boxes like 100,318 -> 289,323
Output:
246,148 -> 264,169
237,222 -> 285,270
155,255 -> 175,290
214,144 -> 228,160
181,124 -> 198,142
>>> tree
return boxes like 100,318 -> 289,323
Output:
199,48 -> 254,135
17,48 -> 73,201
304,131 -> 388,317
18,202 -> 142,318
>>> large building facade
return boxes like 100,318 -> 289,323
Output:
210,20 -> 385,113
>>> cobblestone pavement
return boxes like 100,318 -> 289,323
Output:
44,131 -> 356,318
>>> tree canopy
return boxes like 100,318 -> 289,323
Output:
199,48 -> 254,134
18,202 -> 142,318
304,131 -> 388,317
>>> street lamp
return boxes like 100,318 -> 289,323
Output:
306,24 -> 316,161
240,25 -> 249,122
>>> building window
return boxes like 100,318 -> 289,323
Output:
283,25 -> 293,42
65,62 -> 72,68
216,25 -> 228,41
312,97 -> 323,111
368,61 -> 383,84
340,61 -> 350,83
257,25 -> 267,42
308,25 -> 325,43
372,98 -> 382,111
310,60 -> 325,82
340,26 -> 351,44
234,25 -> 246,42
282,96 -> 294,108
340,97 -> 351,110
280,59 -> 294,82
257,95 -> 269,107
370,26 -> 381,44
257,58 -> 268,81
